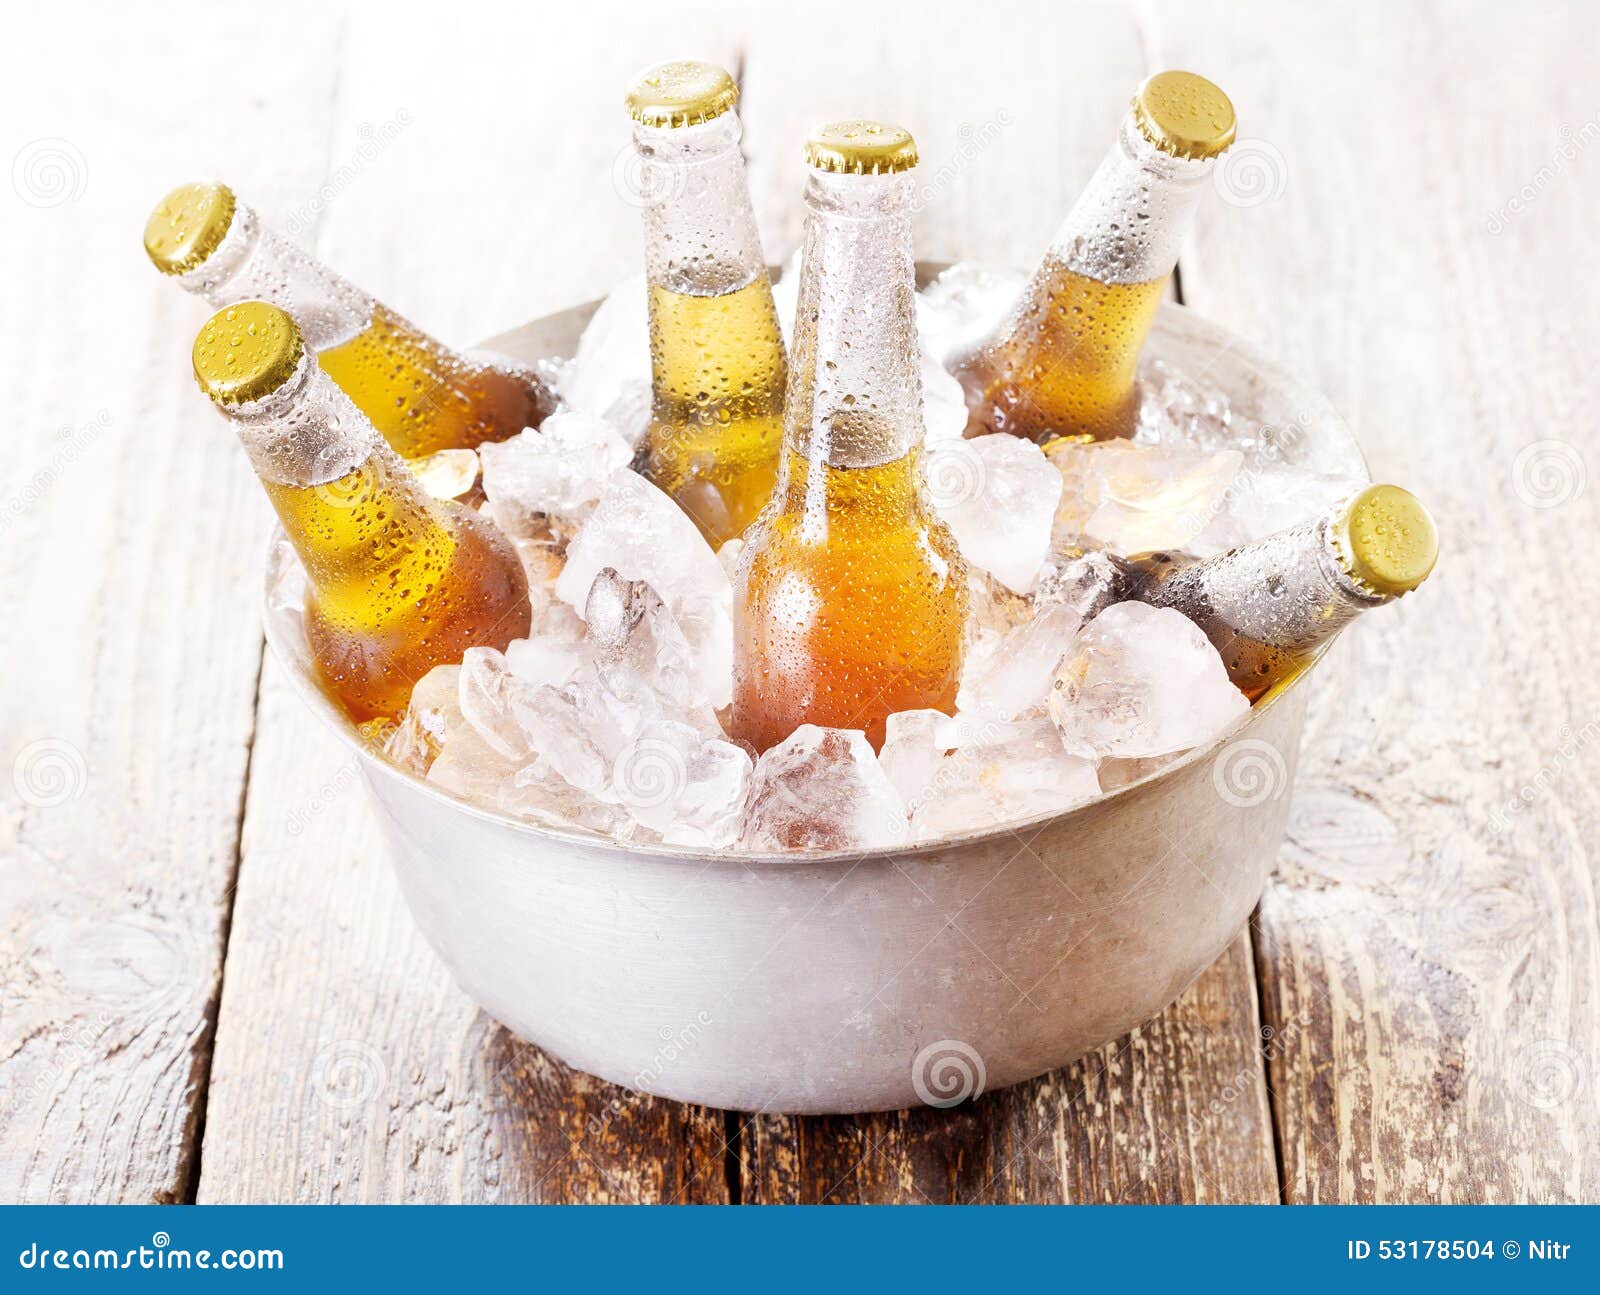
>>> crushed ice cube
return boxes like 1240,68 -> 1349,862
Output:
1048,602 -> 1249,759
479,411 -> 633,534
957,602 -> 1083,723
1032,549 -> 1123,621
1048,438 -> 1243,554
909,717 -> 1099,841
602,379 -> 652,451
611,719 -> 751,847
1134,359 -> 1236,452
556,274 -> 649,417
556,468 -> 733,708
876,709 -> 951,815
743,726 -> 909,852
586,568 -> 720,731
921,347 -> 969,445
917,262 -> 1029,365
928,434 -> 1062,593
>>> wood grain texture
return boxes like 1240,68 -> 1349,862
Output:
194,4 -> 743,1203
733,0 -> 1279,1204
1148,0 -> 1600,1201
0,7 -> 341,1202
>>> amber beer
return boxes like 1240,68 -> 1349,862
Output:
731,123 -> 968,752
192,302 -> 531,721
625,61 -> 786,547
949,71 -> 1236,443
147,182 -> 554,458
1098,485 -> 1439,701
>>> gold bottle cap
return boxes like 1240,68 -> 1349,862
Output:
625,60 -> 739,128
144,181 -> 237,275
192,301 -> 305,406
1333,484 -> 1439,598
1131,71 -> 1237,161
804,120 -> 919,175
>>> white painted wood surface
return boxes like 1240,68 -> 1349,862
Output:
2,0 -> 1594,1203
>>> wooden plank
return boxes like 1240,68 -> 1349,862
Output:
0,8 -> 341,1202
1149,0 -> 1600,1201
734,0 -> 1280,1204
195,3 -> 746,1203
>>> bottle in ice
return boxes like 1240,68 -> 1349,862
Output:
624,61 -> 787,547
192,301 -> 531,722
731,122 -> 968,753
147,182 -> 555,459
1090,484 -> 1438,702
948,71 -> 1236,443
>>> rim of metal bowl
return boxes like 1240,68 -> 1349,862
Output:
261,291 -> 1368,868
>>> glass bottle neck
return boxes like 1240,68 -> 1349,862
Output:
172,199 -> 374,350
635,113 -> 766,294
1143,515 -> 1385,653
783,169 -> 924,471
1050,115 -> 1217,287
226,359 -> 383,489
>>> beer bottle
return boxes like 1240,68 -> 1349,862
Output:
147,182 -> 554,459
192,301 -> 531,721
948,71 -> 1236,443
731,122 -> 969,753
625,61 -> 786,547
1091,484 -> 1438,702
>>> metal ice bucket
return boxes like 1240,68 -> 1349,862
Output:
262,267 -> 1367,1114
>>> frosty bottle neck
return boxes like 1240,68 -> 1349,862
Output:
784,169 -> 923,470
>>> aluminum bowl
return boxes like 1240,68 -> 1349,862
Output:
262,268 -> 1367,1114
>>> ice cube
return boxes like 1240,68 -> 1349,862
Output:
505,602 -> 592,690
916,261 -> 1029,365
557,274 -> 649,417
928,434 -> 1061,594
876,709 -> 952,815
611,719 -> 752,847
957,603 -> 1083,723
1048,439 -> 1242,555
1048,602 -> 1249,759
479,411 -> 633,533
1032,549 -> 1123,622
1134,358 -> 1236,453
585,568 -> 719,731
743,726 -> 909,852
602,379 -> 652,452
556,468 -> 733,708
921,347 -> 969,445
458,646 -> 539,762
384,664 -> 462,774
910,717 -> 1099,840
499,756 -> 632,837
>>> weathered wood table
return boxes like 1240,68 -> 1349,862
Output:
3,0 -> 1595,1203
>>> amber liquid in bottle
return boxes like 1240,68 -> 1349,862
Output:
951,258 -> 1166,442
318,302 -> 551,459
266,452 -> 530,721
639,275 -> 786,544
734,441 -> 967,752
